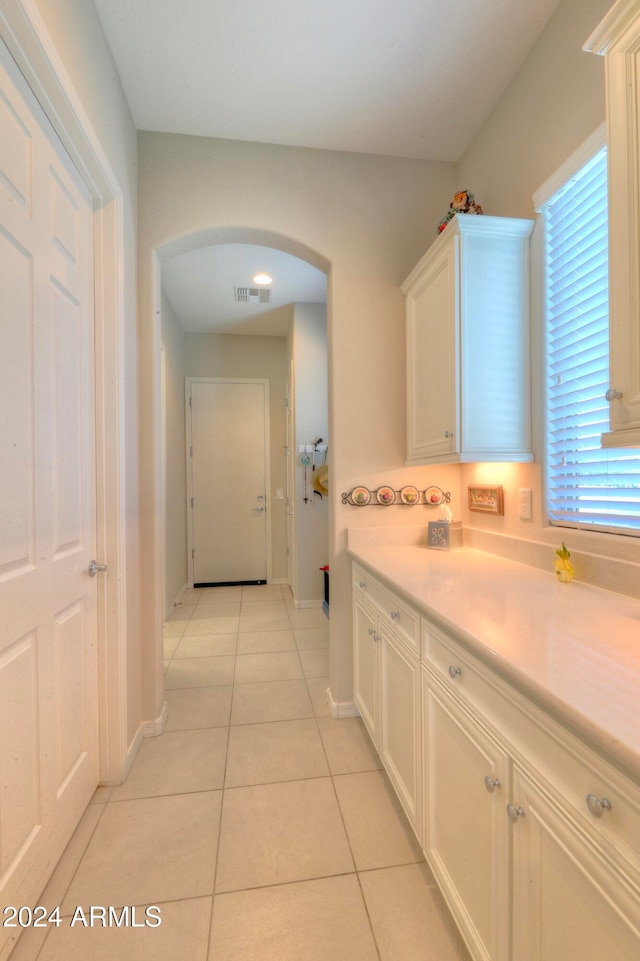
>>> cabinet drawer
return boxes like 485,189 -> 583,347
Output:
423,618 -> 640,869
423,624 -> 507,719
353,564 -> 419,654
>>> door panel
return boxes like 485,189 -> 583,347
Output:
190,379 -> 268,584
0,228 -> 35,578
353,596 -> 378,745
379,629 -> 421,835
511,765 -> 640,960
0,42 -> 98,927
423,671 -> 509,961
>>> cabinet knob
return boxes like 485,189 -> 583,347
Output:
605,388 -> 623,401
448,665 -> 462,678
359,581 -> 367,589
506,803 -> 525,822
484,775 -> 501,794
368,627 -> 376,636
586,793 -> 612,819
444,430 -> 454,438
390,611 -> 400,620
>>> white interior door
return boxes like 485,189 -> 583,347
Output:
189,379 -> 269,585
0,42 -> 99,926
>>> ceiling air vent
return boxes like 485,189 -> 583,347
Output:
234,286 -> 271,304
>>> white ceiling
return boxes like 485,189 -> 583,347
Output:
93,0 -> 563,333
94,0 -> 563,163
162,244 -> 327,335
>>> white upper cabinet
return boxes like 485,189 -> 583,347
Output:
402,214 -> 534,465
585,0 -> 640,446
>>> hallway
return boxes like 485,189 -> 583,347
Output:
12,585 -> 470,961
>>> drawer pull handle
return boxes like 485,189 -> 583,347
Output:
448,665 -> 462,678
586,793 -> 612,819
390,611 -> 400,620
359,581 -> 367,589
507,803 -> 525,823
484,776 -> 501,794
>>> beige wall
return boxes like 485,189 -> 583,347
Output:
161,294 -> 187,609
138,136 -> 458,706
138,0 -> 639,720
23,0 -> 635,735
26,1 -> 144,744
164,314 -> 328,598
457,0 -> 609,220
290,304 -> 329,605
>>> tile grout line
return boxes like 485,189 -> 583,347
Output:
23,797 -> 111,961
165,587 -> 353,959
316,713 -> 385,961
204,606 -> 240,961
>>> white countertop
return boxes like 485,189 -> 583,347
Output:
348,544 -> 640,783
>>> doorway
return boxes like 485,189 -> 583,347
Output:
187,377 -> 271,586
159,236 -> 329,611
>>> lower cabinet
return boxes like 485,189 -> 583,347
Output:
379,625 -> 421,833
352,565 -> 421,839
510,764 -> 640,961
422,668 -> 509,961
352,561 -> 640,960
353,592 -> 378,742
422,621 -> 640,961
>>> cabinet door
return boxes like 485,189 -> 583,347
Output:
379,627 -> 421,838
406,239 -> 458,463
353,595 -> 379,745
586,7 -> 640,445
511,764 -> 640,961
423,669 -> 509,961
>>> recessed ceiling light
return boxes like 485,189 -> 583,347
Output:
252,272 -> 272,285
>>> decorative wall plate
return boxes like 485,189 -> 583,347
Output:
425,486 -> 445,506
351,486 -> 371,506
376,486 -> 396,505
400,485 -> 420,505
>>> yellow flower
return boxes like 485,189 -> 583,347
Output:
553,542 -> 575,582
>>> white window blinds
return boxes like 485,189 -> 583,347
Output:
543,146 -> 640,533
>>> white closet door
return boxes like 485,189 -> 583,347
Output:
190,379 -> 268,584
0,41 -> 99,926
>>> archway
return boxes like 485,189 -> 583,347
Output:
150,227 -> 333,726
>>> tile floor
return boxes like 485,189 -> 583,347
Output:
11,584 -> 471,961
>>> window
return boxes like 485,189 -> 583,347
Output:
540,142 -> 640,534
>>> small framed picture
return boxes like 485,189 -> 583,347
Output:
467,485 -> 504,515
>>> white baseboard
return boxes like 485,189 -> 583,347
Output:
294,598 -> 323,610
326,687 -> 359,719
165,582 -> 188,620
122,723 -> 145,781
143,700 -> 168,738
270,577 -> 288,585
116,701 -> 168,786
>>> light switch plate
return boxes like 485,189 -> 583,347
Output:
518,488 -> 532,520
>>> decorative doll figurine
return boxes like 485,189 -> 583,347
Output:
438,189 -> 484,232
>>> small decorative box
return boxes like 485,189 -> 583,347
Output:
427,521 -> 463,551
427,521 -> 450,550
